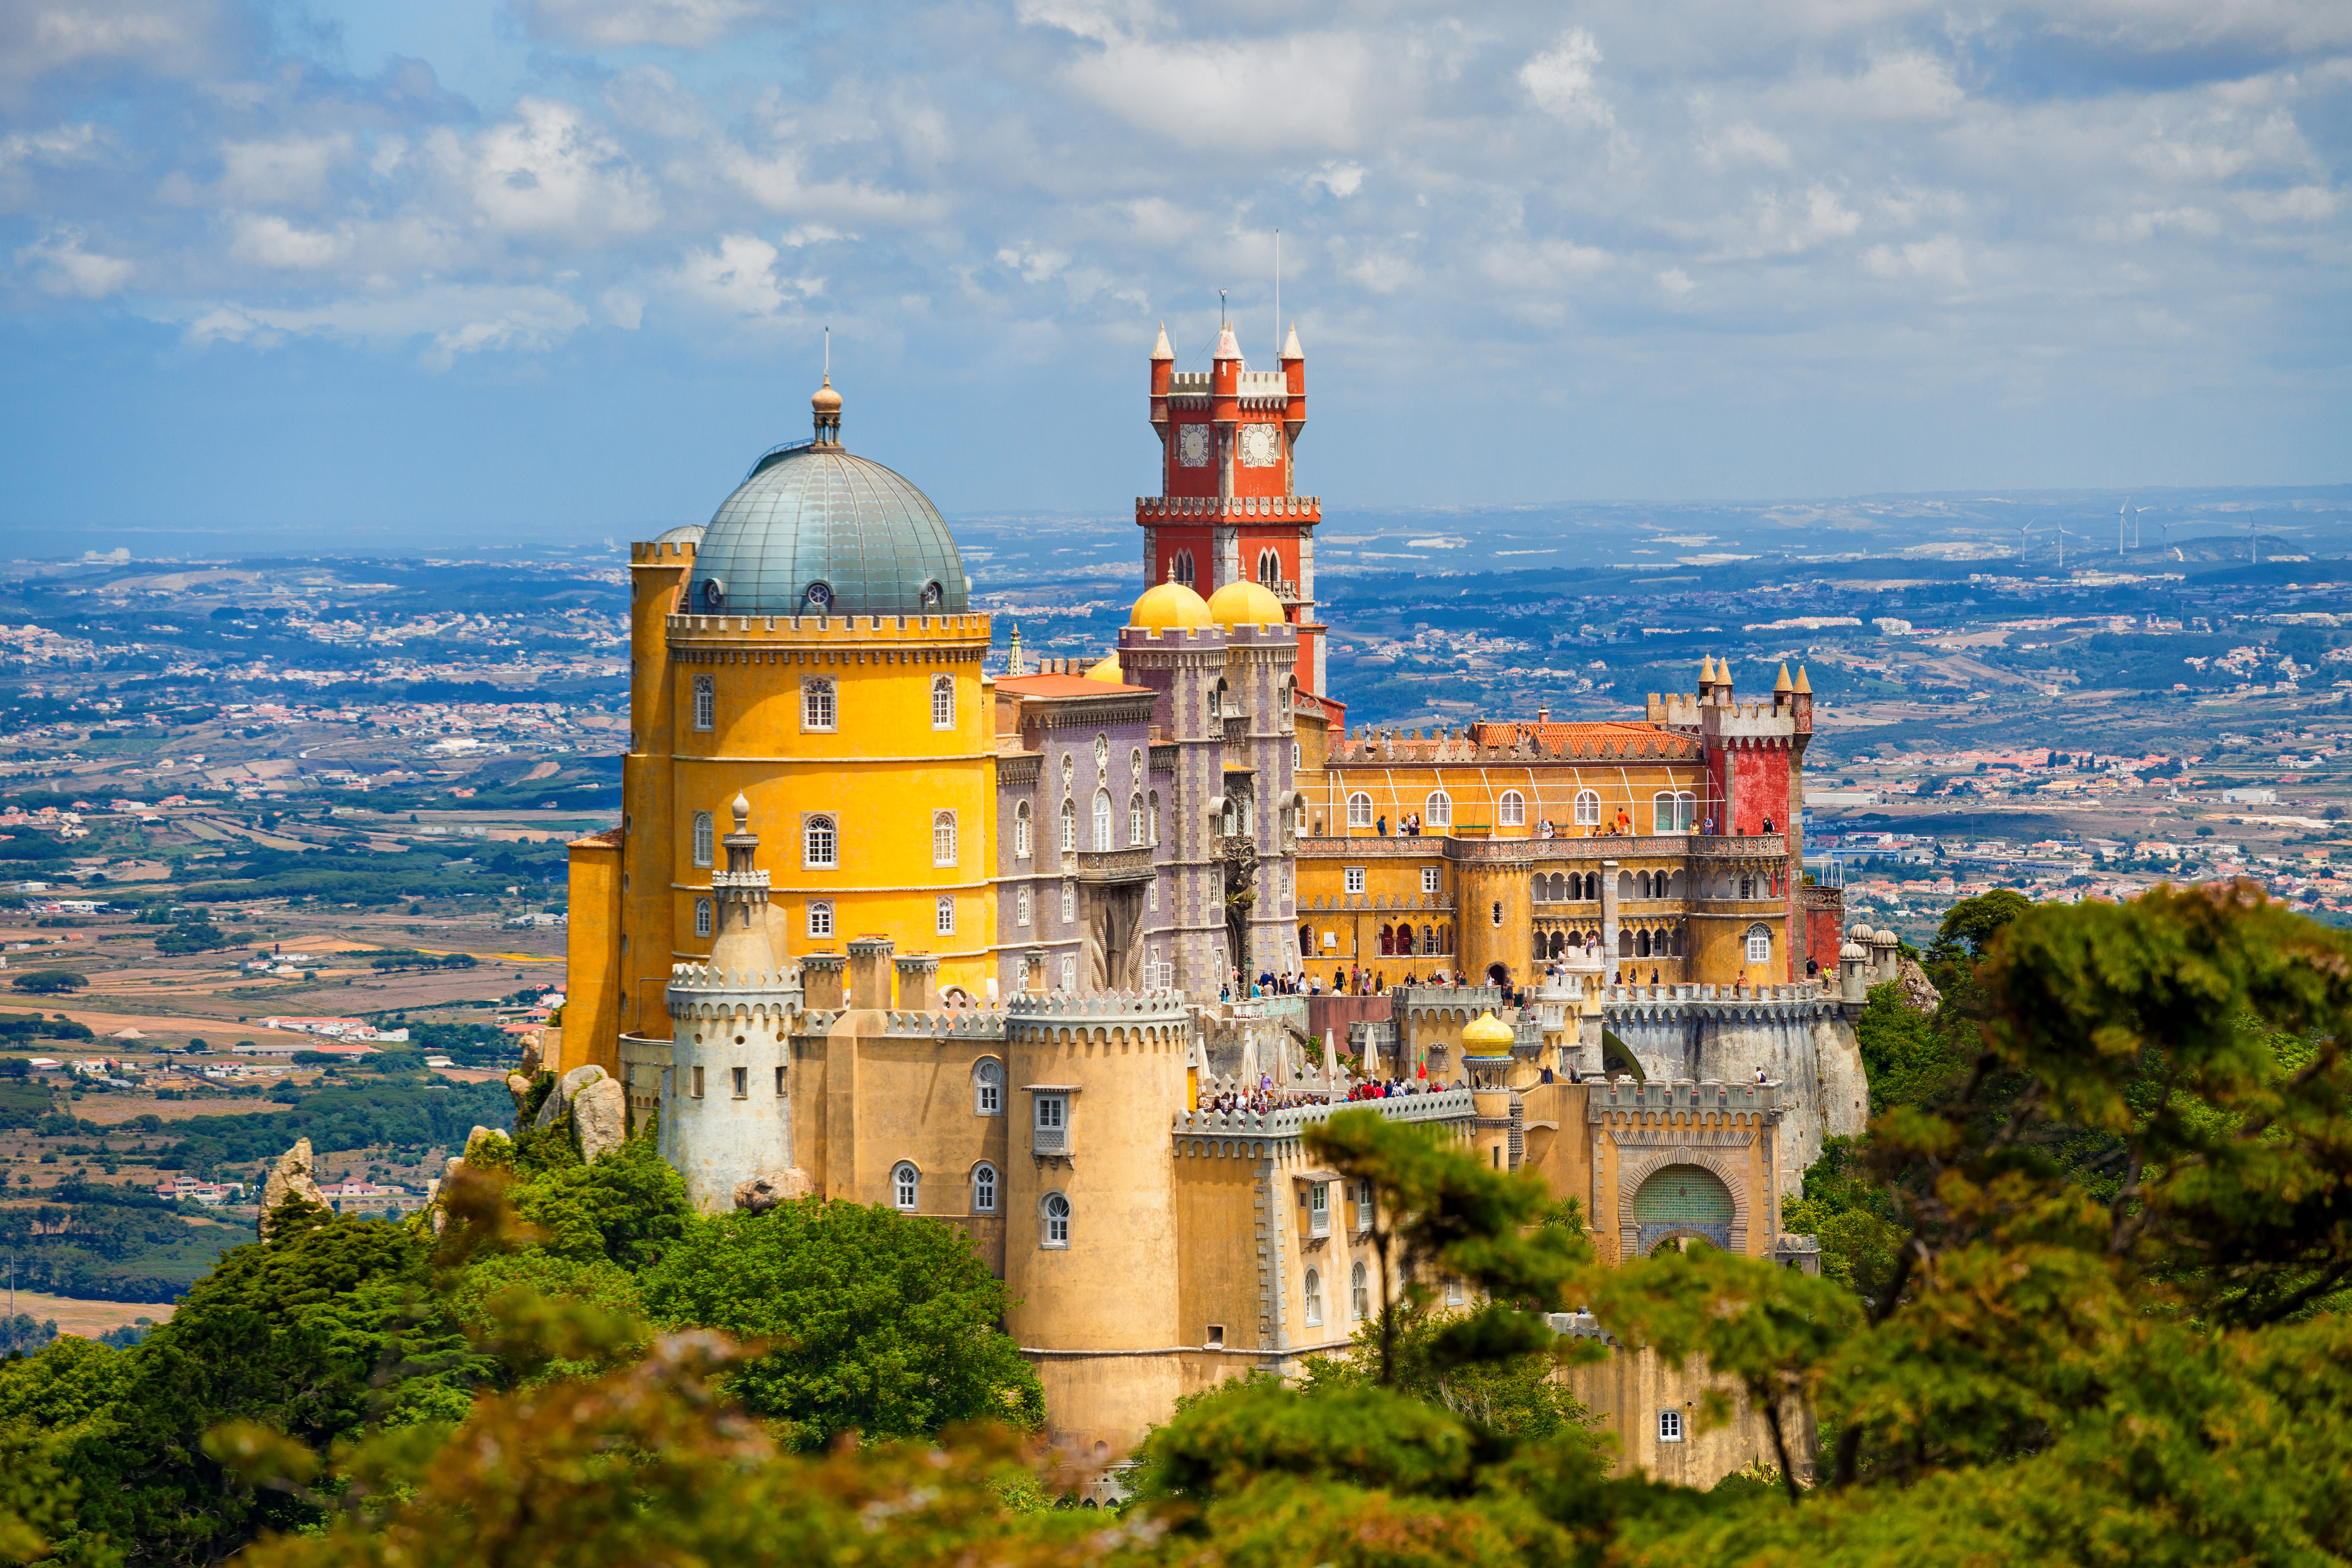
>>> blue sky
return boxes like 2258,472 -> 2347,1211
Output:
1,0 -> 2346,547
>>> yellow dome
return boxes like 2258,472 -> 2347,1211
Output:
1131,579 -> 1212,629
1085,651 -> 1123,683
1207,578 -> 1286,627
1461,1011 -> 1514,1049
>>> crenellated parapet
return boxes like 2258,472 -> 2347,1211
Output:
1588,1077 -> 1781,1117
1136,495 -> 1320,521
1173,1085 -> 1476,1142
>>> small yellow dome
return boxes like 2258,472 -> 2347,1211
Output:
1131,579 -> 1212,629
1206,578 -> 1286,627
1085,651 -> 1123,683
1461,1011 -> 1514,1049
810,374 -> 841,413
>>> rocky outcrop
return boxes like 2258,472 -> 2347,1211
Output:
1895,959 -> 1943,1016
506,1073 -> 535,1120
733,1168 -> 814,1214
260,1137 -> 326,1238
536,1064 -> 608,1131
573,1077 -> 627,1164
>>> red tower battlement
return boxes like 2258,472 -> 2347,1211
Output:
1140,320 -> 1327,694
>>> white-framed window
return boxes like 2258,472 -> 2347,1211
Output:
1746,923 -> 1774,963
1425,790 -> 1452,827
1345,867 -> 1366,895
807,900 -> 833,938
691,674 -> 714,731
1015,802 -> 1032,859
930,675 -> 954,730
1445,1276 -> 1465,1306
1304,1267 -> 1324,1326
1130,793 -> 1145,846
804,815 -> 837,869
691,810 -> 714,867
1346,791 -> 1372,828
1499,789 -> 1525,827
1658,1409 -> 1684,1443
1093,789 -> 1113,852
972,1162 -> 998,1213
892,1161 -> 920,1212
1308,1182 -> 1330,1237
1351,1260 -> 1370,1320
1058,954 -> 1076,991
1574,789 -> 1600,826
1292,739 -> 1302,770
802,677 -> 836,732
1353,1179 -> 1375,1231
933,810 -> 957,866
1041,1190 -> 1070,1248
1060,882 -> 1075,923
974,1059 -> 1003,1116
1149,790 -> 1161,844
1094,732 -> 1110,769
1016,887 -> 1032,926
694,897 -> 713,938
1654,791 -> 1696,833
1131,746 -> 1145,784
936,895 -> 956,936
1421,868 -> 1441,894
1059,797 -> 1077,853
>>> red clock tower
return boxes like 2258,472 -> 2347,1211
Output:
1139,319 -> 1329,696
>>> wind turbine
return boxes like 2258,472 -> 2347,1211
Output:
2133,504 -> 2151,549
2118,495 -> 2130,556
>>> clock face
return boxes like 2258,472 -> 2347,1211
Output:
1177,425 -> 1210,467
1238,423 -> 1281,469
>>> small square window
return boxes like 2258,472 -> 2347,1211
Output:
807,900 -> 834,938
1421,868 -> 1441,894
1658,1409 -> 1684,1443
1344,867 -> 1366,895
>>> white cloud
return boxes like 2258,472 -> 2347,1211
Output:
1698,121 -> 1791,170
174,284 -> 593,369
1520,30 -> 1614,130
1313,162 -> 1365,198
0,0 -> 239,98
998,245 -> 1071,284
1657,267 -> 1695,294
215,133 -> 351,207
505,0 -> 781,49
2237,186 -> 2340,222
14,227 -> 133,297
1862,235 -> 1968,287
1045,26 -> 1385,152
450,98 -> 662,243
1701,183 -> 1864,260
229,214 -> 351,270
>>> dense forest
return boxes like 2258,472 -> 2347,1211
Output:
3,886 -> 2348,1567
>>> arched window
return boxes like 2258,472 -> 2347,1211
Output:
1421,923 -> 1434,954
1130,793 -> 1146,846
1060,882 -> 1075,923
975,1059 -> 1003,1115
694,897 -> 712,938
804,815 -> 837,869
1092,789 -> 1112,851
930,675 -> 955,729
933,810 -> 957,866
1499,790 -> 1525,827
1257,548 -> 1282,586
1173,550 -> 1195,587
691,810 -> 714,867
1746,923 -> 1774,963
802,677 -> 836,731
1148,791 -> 1160,844
1351,1260 -> 1370,1320
1015,802 -> 1032,859
691,675 -> 714,731
1016,887 -> 1031,926
1042,1191 -> 1070,1248
936,894 -> 955,935
1653,791 -> 1694,833
1304,1267 -> 1324,1326
971,1162 -> 998,1213
1059,797 -> 1077,853
1574,789 -> 1600,826
806,900 -> 833,938
1347,791 -> 1373,828
891,1162 -> 920,1212
1425,791 -> 1452,828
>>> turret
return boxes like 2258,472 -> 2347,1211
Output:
1773,663 -> 1795,716
1149,322 -> 1173,414
1280,322 -> 1306,455
812,374 -> 841,446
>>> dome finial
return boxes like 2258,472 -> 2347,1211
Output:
732,791 -> 751,830
812,328 -> 842,443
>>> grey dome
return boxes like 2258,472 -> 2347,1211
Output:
655,523 -> 706,546
688,443 -> 968,618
